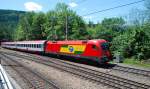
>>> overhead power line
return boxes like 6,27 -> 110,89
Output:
82,0 -> 145,16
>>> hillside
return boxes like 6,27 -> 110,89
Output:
0,9 -> 25,40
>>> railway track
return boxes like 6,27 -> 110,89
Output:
3,50 -> 150,77
112,65 -> 150,77
0,53 -> 61,89
2,51 -> 150,89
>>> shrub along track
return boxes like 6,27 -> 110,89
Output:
0,53 -> 61,89
1,51 -> 150,89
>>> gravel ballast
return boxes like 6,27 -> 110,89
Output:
1,48 -> 150,88
4,55 -> 110,89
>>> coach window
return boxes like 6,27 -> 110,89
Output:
92,45 -> 98,50
38,44 -> 41,48
33,44 -> 35,48
37,44 -> 39,48
35,44 -> 36,48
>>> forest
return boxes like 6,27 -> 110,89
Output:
0,1 -> 150,63
0,9 -> 25,40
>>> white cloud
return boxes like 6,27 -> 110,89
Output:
24,2 -> 42,11
83,16 -> 93,19
69,2 -> 78,8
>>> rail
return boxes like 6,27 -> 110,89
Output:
3,51 -> 150,89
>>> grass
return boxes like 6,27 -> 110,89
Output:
123,58 -> 150,68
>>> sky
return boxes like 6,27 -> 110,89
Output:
0,0 -> 146,23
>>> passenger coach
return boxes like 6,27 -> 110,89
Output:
1,40 -> 46,52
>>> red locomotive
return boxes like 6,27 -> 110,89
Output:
1,39 -> 112,64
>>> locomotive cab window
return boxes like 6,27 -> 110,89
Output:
101,43 -> 109,50
92,45 -> 98,50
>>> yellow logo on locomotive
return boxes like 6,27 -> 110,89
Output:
60,45 -> 86,54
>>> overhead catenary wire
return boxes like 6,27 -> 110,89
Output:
82,0 -> 145,16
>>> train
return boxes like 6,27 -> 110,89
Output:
1,39 -> 112,64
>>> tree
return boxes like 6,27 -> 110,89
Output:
127,8 -> 146,25
44,3 -> 88,40
96,17 -> 125,41
15,12 -> 35,40
31,12 -> 46,40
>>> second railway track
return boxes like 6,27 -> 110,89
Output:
1,51 -> 150,89
112,65 -> 150,77
0,53 -> 61,89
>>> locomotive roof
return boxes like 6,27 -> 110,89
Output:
47,39 -> 106,44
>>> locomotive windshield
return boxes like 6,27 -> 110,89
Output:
101,42 -> 109,50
